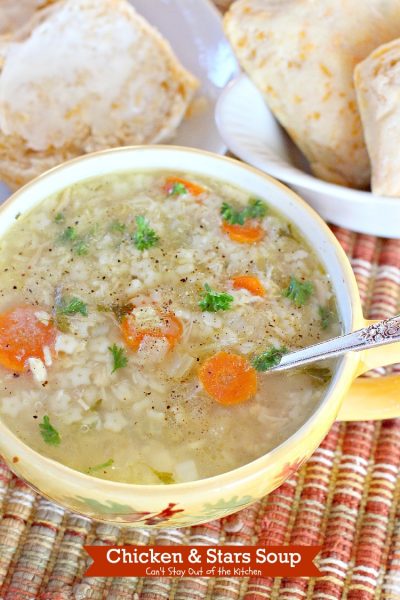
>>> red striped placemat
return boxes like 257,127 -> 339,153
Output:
0,231 -> 399,600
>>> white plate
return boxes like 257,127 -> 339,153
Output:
216,74 -> 400,239
0,0 -> 238,202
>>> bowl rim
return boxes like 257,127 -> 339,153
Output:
0,144 -> 362,496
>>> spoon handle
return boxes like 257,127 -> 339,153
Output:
268,314 -> 400,373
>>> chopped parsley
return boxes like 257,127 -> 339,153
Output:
246,198 -> 268,219
149,467 -> 175,485
301,365 -> 331,384
221,202 -> 245,225
220,198 -> 268,225
283,276 -> 314,307
252,345 -> 289,372
168,182 -> 187,196
198,283 -> 234,312
72,229 -> 95,256
74,239 -> 89,256
57,296 -> 88,317
39,415 -> 61,446
109,220 -> 127,233
54,212 -> 65,223
58,224 -> 93,255
87,458 -> 114,474
60,226 -> 77,241
108,344 -> 128,373
319,305 -> 335,330
132,215 -> 159,251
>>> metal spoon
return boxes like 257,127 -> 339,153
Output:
265,314 -> 400,373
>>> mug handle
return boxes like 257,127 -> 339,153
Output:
337,319 -> 400,421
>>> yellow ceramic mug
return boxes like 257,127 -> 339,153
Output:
0,146 -> 399,528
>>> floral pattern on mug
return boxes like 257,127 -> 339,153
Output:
68,497 -> 184,525
274,456 -> 308,486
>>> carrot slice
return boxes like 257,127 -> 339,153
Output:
164,176 -> 205,197
199,351 -> 257,405
232,275 -> 266,297
121,308 -> 183,351
222,221 -> 264,243
0,306 -> 56,372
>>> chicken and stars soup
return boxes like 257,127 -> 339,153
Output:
0,172 -> 339,484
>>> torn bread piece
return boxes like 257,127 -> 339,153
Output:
0,0 -> 199,189
355,39 -> 400,197
224,0 -> 400,189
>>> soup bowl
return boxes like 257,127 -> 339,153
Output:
0,146 -> 399,528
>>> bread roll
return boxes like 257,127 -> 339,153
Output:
224,0 -> 400,189
355,39 -> 400,197
0,0 -> 199,189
